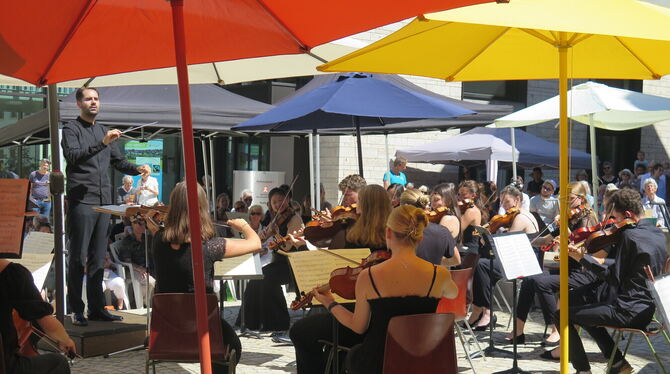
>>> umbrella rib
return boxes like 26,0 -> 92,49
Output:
519,29 -> 557,46
446,27 -> 511,81
254,0 -> 311,51
38,0 -> 98,85
212,63 -> 224,85
614,37 -> 662,79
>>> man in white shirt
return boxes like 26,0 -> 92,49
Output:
639,163 -> 666,200
529,179 -> 560,227
135,171 -> 159,206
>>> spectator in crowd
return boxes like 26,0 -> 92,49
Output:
383,156 -> 408,189
215,192 -> 231,220
418,185 -> 429,194
617,168 -> 636,190
319,183 -> 332,211
526,167 -> 544,197
117,215 -> 155,306
28,158 -> 52,217
600,161 -> 618,185
240,189 -> 253,209
634,150 -> 648,171
32,215 -> 52,233
117,175 -> 136,204
0,159 -> 18,179
102,251 -> 127,310
135,169 -> 159,206
634,163 -> 648,179
575,169 -> 590,184
639,163 -> 667,200
248,204 -> 265,234
233,200 -> 248,213
642,178 -> 667,227
529,179 -> 559,228
339,174 -> 367,206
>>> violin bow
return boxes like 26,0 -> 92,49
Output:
30,327 -> 83,362
317,248 -> 360,266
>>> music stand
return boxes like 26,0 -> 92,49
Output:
491,231 -> 543,374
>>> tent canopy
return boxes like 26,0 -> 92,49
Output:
279,73 -> 514,134
397,126 -> 593,169
493,81 -> 670,130
0,84 -> 273,147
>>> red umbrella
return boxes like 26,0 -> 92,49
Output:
1,1 -> 505,372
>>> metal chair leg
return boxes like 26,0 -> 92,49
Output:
606,330 -> 623,373
642,333 -> 669,374
464,319 -> 486,360
456,324 -> 477,374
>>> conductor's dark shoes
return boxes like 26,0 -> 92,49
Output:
88,309 -> 123,321
71,313 -> 88,326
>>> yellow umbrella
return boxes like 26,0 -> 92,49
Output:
319,0 -> 670,371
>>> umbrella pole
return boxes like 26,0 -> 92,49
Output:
309,132 -> 315,210
315,133 -> 321,210
209,135 -> 217,208
558,33 -> 570,374
47,84 -> 66,323
201,135 -> 212,211
589,116 -> 599,214
384,132 -> 390,173
354,117 -> 364,177
170,2 -> 212,374
511,128 -> 517,181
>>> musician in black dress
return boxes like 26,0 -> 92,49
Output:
151,182 -> 261,371
312,205 -> 457,374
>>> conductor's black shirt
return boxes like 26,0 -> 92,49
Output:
62,117 -> 139,205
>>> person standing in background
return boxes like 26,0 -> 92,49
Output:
383,156 -> 408,189
135,169 -> 159,206
634,150 -> 648,171
529,179 -> 559,228
29,158 -> 52,217
62,87 -> 150,326
526,167 -> 544,197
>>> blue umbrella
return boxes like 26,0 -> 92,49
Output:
233,73 -> 475,177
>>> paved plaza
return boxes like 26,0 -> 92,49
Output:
68,296 -> 670,374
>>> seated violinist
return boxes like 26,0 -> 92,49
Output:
236,186 -> 303,333
312,205 -> 457,374
544,188 -> 668,373
1,258 -> 76,374
430,183 -> 462,243
338,174 -> 367,207
506,181 -> 599,346
151,182 -> 262,372
467,184 -> 538,331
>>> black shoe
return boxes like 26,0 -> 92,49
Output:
541,338 -> 560,347
271,332 -> 293,345
540,350 -> 560,361
71,313 -> 88,326
504,333 -> 525,345
88,309 -> 123,321
472,315 -> 497,332
459,314 -> 483,329
608,360 -> 632,374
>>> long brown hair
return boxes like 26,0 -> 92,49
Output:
163,182 -> 215,244
458,180 -> 489,221
346,184 -> 392,249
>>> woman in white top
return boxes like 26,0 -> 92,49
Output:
642,178 -> 667,227
135,171 -> 159,206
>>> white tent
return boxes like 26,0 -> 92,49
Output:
396,127 -> 593,182
492,81 -> 670,210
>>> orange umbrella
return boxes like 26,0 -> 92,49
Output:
1,1 -> 506,372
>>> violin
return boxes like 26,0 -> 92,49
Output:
582,218 -> 636,253
267,228 -> 305,251
303,204 -> 359,243
12,310 -> 80,361
290,250 -> 391,310
425,206 -> 453,223
484,208 -> 520,234
126,204 -> 169,234
458,199 -> 475,214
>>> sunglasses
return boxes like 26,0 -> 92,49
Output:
244,197 -> 253,201
250,212 -> 263,216
542,185 -> 553,191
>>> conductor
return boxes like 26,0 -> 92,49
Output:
62,87 -> 150,326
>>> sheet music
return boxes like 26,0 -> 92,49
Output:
288,248 -> 370,305
93,204 -> 137,216
492,232 -> 542,280
651,275 -> 670,335
0,179 -> 29,258
214,253 -> 263,279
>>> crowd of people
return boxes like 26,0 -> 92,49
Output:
2,86 -> 669,374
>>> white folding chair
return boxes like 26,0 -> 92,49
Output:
109,240 -> 144,309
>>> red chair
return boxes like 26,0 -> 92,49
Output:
146,293 -> 237,374
382,313 -> 457,374
437,267 -> 484,373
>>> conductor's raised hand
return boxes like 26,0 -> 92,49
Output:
102,129 -> 122,145
227,218 -> 250,231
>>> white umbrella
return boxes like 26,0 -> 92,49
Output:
0,37 -> 365,87
493,81 -> 670,211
